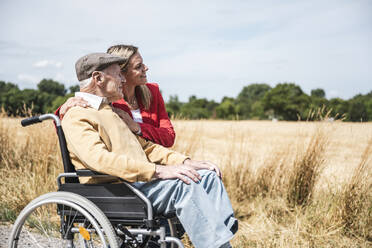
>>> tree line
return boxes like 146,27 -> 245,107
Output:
1,79 -> 371,121
167,83 -> 372,121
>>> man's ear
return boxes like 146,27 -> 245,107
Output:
92,71 -> 104,87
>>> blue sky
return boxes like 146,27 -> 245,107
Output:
0,0 -> 371,102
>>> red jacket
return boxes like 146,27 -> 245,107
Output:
112,83 -> 175,147
56,83 -> 175,147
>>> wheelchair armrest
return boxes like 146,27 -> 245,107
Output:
57,170 -> 113,187
76,169 -> 108,177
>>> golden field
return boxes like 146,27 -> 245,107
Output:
0,114 -> 371,247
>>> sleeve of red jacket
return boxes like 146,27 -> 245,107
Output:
139,85 -> 176,147
52,106 -> 62,130
54,106 -> 62,118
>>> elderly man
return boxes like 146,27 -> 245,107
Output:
61,52 -> 237,248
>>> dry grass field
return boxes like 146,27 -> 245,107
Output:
1,113 -> 371,247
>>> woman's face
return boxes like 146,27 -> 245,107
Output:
123,52 -> 148,87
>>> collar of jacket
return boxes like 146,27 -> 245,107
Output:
75,92 -> 110,110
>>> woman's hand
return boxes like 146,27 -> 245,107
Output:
59,97 -> 90,119
183,159 -> 222,178
112,107 -> 141,133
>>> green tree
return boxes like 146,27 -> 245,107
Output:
165,95 -> 183,117
0,81 -> 19,113
0,81 -> 46,116
309,88 -> 329,116
69,85 -> 80,94
348,94 -> 368,121
1,87 -> 23,115
250,100 -> 267,120
328,98 -> 349,119
20,89 -> 43,114
0,81 -> 19,93
165,95 -> 183,118
311,88 -> 326,98
180,95 -> 218,119
216,97 -> 237,119
263,83 -> 311,120
236,83 -> 271,119
46,94 -> 73,113
35,79 -> 67,113
37,79 -> 66,96
365,98 -> 372,121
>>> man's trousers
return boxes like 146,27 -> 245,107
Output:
133,169 -> 237,248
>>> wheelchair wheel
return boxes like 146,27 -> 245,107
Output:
8,192 -> 119,248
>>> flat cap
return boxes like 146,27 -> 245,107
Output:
75,53 -> 126,81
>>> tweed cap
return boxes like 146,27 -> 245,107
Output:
75,53 -> 126,81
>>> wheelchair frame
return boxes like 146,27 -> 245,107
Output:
8,113 -> 184,248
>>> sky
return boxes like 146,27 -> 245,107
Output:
0,0 -> 371,102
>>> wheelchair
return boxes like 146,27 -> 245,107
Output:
8,114 -> 185,248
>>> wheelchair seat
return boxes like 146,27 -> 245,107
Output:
59,182 -> 147,224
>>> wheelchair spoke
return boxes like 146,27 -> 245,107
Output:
34,216 -> 51,242
63,205 -> 79,239
11,202 -> 111,248
24,229 -> 45,248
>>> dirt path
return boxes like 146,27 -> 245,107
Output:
0,225 -> 11,248
0,224 -> 63,248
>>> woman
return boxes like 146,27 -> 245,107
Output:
57,45 -> 175,147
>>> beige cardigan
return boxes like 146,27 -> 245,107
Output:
61,103 -> 188,183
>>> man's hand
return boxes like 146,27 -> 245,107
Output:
60,97 -> 90,119
153,159 -> 222,184
183,159 -> 222,178
112,107 -> 141,134
153,164 -> 202,184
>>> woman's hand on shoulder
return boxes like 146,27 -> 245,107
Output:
60,97 -> 90,119
112,107 -> 141,133
112,107 -> 131,122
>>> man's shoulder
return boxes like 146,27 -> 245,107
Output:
62,106 -> 100,124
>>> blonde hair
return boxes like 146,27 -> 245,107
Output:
107,44 -> 152,110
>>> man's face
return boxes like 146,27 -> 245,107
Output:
102,64 -> 125,101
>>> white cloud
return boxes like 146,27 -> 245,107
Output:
53,72 -> 69,82
33,60 -> 62,68
17,74 -> 40,84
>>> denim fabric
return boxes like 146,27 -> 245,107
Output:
132,169 -> 237,248
219,242 -> 232,248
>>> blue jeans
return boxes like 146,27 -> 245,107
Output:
133,170 -> 237,248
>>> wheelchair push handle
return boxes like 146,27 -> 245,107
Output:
20,113 -> 76,179
21,113 -> 62,127
21,116 -> 42,127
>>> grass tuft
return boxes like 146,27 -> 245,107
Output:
286,125 -> 329,208
340,136 -> 372,241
